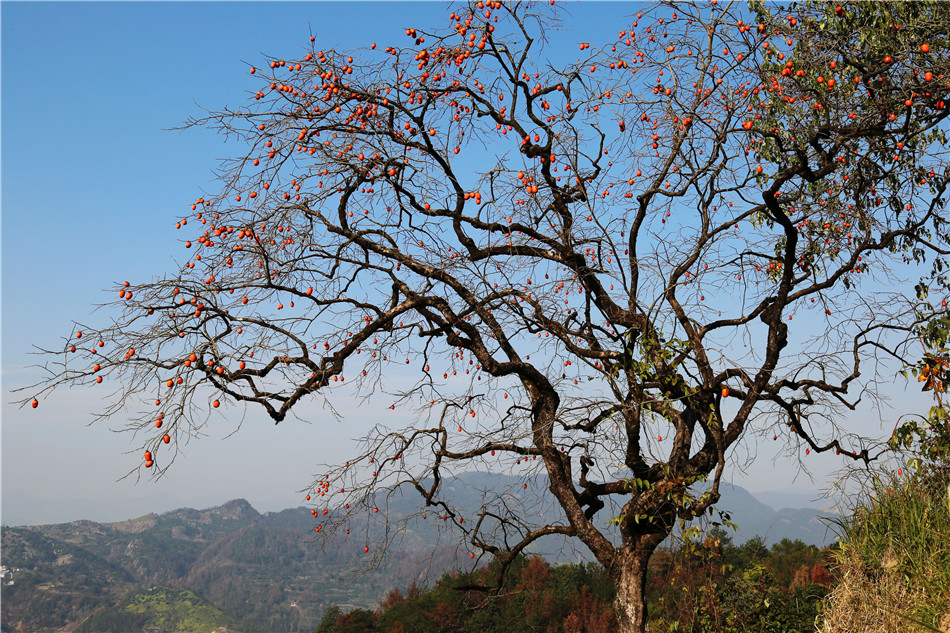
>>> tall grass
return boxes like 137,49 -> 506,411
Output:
820,471 -> 950,633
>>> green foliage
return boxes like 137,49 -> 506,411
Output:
890,404 -> 950,490
315,605 -> 342,633
890,355 -> 950,506
80,587 -> 240,633
646,529 -> 831,633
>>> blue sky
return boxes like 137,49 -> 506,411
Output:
1,2 -> 467,525
1,2 -> 927,527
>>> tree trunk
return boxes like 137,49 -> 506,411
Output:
613,543 -> 655,633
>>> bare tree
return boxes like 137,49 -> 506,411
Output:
20,1 -> 950,630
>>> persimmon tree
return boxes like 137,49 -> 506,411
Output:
21,1 -> 950,631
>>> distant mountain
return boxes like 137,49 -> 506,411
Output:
714,483 -> 838,546
0,494 -> 473,633
0,490 -> 226,528
0,474 -> 834,633
750,488 -> 837,512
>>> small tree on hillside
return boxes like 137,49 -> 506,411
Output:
21,2 -> 950,631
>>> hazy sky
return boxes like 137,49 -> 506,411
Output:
1,2 -> 930,527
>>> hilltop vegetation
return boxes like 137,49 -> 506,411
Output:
77,588 -> 240,633
312,535 -> 832,633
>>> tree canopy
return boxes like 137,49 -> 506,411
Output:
22,1 -> 950,631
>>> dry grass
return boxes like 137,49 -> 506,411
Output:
819,544 -> 934,633
819,472 -> 950,633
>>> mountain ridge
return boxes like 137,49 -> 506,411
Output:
1,474 -> 835,633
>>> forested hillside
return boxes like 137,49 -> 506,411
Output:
1,498 -> 462,633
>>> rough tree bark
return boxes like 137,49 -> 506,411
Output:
613,537 -> 664,633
